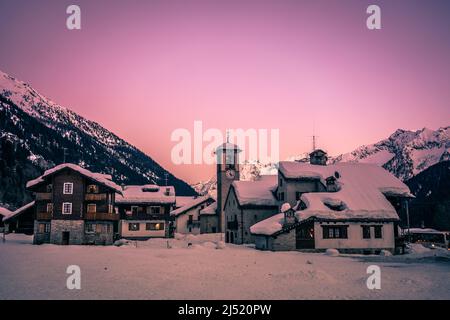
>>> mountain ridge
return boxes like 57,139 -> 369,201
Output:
193,126 -> 450,196
0,70 -> 196,209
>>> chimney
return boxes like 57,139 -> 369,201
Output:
309,149 -> 328,165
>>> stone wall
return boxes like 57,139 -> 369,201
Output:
33,220 -> 50,244
84,222 -> 114,245
271,230 -> 296,251
50,220 -> 84,245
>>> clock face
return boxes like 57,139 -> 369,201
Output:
225,169 -> 236,179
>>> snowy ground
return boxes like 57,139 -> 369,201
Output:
0,234 -> 449,300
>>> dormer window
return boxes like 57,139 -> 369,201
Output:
63,183 -> 73,195
87,185 -> 99,194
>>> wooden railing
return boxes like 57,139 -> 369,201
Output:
85,193 -> 107,201
36,212 -> 52,220
84,212 -> 119,221
35,193 -> 52,200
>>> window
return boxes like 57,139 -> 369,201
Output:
86,223 -> 96,233
146,206 -> 161,214
146,222 -> 165,231
62,202 -> 72,214
362,226 -> 371,239
108,204 -> 114,214
46,203 -> 53,213
63,183 -> 73,195
322,226 -> 348,239
87,185 -> 98,193
38,223 -> 50,233
46,184 -> 53,193
374,226 -> 383,239
87,204 -> 97,213
131,206 -> 139,214
128,223 -> 140,231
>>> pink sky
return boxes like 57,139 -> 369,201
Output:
1,0 -> 449,183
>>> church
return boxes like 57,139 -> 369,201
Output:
219,145 -> 414,254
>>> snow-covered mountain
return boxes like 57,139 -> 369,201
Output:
193,127 -> 449,196
332,127 -> 450,181
0,70 -> 195,208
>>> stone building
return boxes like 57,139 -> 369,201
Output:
251,158 -> 413,253
26,164 -> 122,245
224,176 -> 278,244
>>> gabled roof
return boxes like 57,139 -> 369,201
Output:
2,201 -> 35,223
229,175 -> 278,207
26,163 -> 122,194
0,206 -> 12,220
199,202 -> 217,215
175,196 -> 197,208
170,195 -> 213,217
251,162 -> 413,236
116,185 -> 176,204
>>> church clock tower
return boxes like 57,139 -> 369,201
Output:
215,142 -> 241,232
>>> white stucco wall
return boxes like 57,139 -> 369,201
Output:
174,206 -> 203,234
314,221 -> 395,250
120,220 -> 166,238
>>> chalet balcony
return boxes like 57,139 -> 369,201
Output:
227,220 -> 238,230
35,193 -> 52,201
85,193 -> 107,201
187,220 -> 201,227
36,212 -> 52,220
84,212 -> 119,221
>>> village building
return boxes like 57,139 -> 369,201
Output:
251,157 -> 413,253
170,195 -> 215,234
224,176 -> 278,244
2,201 -> 35,235
26,164 -> 122,245
199,202 -> 219,234
116,185 -> 176,239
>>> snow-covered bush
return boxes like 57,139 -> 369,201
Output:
325,248 -> 339,256
113,239 -> 130,247
216,241 -> 226,249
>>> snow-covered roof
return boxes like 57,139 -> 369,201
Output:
405,228 -> 446,234
231,175 -> 278,207
250,213 -> 284,236
116,185 -> 175,204
3,201 -> 35,222
0,206 -> 12,220
26,163 -> 122,194
175,196 -> 197,208
251,162 -> 413,236
199,202 -> 217,215
170,196 -> 213,216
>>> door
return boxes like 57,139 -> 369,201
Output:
296,222 -> 315,249
230,232 -> 234,244
62,231 -> 70,245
